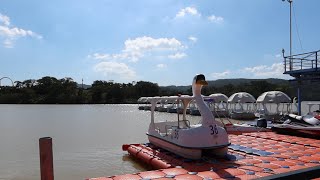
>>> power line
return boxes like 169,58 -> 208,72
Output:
292,4 -> 304,52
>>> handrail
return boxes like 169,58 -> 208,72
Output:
284,49 -> 320,58
284,50 -> 319,72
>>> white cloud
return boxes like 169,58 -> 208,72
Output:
3,39 -> 13,48
210,70 -> 230,79
89,53 -> 110,60
242,63 -> 288,78
156,64 -> 167,69
176,7 -> 201,18
124,36 -> 183,53
93,61 -> 136,80
208,15 -> 224,23
174,8 -> 224,24
275,54 -> 282,58
188,36 -> 197,43
0,26 -> 42,39
168,52 -> 186,59
0,13 -> 42,48
89,36 -> 186,62
0,13 -> 10,26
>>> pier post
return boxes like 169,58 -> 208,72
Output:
297,83 -> 301,115
39,137 -> 54,180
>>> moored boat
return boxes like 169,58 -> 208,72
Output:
227,92 -> 256,120
146,74 -> 230,159
256,91 -> 292,121
188,100 -> 201,115
137,97 -> 148,110
272,112 -> 320,136
207,93 -> 229,117
157,98 -> 169,112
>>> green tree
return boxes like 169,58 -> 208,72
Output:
135,81 -> 159,98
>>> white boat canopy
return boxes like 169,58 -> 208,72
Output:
256,91 -> 291,103
208,93 -> 228,102
146,95 -> 193,103
228,92 -> 256,103
137,97 -> 148,103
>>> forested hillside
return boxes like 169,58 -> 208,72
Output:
0,76 -> 319,104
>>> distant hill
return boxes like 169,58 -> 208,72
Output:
161,78 -> 289,89
160,85 -> 190,92
76,78 -> 289,91
207,78 -> 289,87
160,78 -> 320,100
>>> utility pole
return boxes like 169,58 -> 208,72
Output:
283,0 -> 293,70
283,0 -> 300,115
289,0 -> 292,70
81,78 -> 84,89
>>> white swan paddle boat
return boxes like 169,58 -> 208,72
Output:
146,74 -> 230,160
227,92 -> 256,120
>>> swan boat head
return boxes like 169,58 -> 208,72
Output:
192,74 -> 222,127
192,74 -> 208,96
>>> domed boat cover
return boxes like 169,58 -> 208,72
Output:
137,97 -> 148,103
256,91 -> 291,103
228,92 -> 256,103
208,93 -> 228,102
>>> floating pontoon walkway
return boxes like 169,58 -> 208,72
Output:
87,132 -> 320,180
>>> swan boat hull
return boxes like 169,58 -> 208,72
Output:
147,121 -> 230,160
147,133 -> 229,160
147,135 -> 201,159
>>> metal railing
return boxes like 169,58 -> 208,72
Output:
284,50 -> 319,72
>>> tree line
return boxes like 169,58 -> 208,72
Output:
0,76 -> 317,104
0,76 -> 160,104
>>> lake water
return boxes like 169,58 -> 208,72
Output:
0,103 -> 319,180
0,104 -> 204,180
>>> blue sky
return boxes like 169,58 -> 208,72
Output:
0,0 -> 319,86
